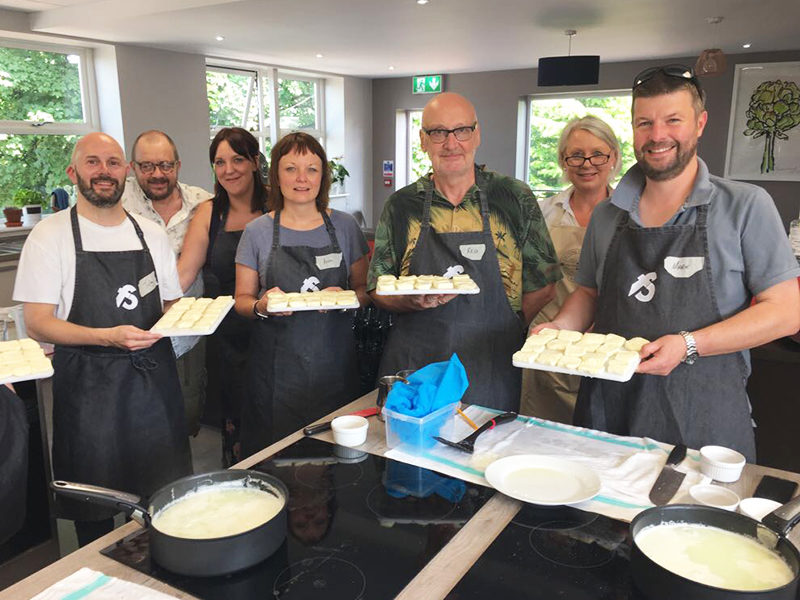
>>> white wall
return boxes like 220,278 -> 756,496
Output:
343,76 -> 372,226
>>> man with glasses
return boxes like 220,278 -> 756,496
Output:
123,130 -> 211,437
369,92 -> 561,411
534,65 -> 800,460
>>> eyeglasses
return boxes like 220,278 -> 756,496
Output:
632,64 -> 703,96
422,123 -> 477,143
133,160 -> 177,174
564,153 -> 611,167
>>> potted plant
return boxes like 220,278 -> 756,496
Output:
2,204 -> 23,227
12,188 -> 46,225
328,157 -> 350,195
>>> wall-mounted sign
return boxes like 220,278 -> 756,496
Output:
382,160 -> 394,177
412,75 -> 443,94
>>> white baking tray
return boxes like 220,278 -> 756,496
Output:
150,298 -> 234,337
267,301 -> 360,313
512,356 -> 640,383
0,364 -> 54,385
376,287 -> 480,296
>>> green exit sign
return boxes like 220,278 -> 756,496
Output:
412,75 -> 443,94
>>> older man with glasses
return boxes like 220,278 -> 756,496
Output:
369,92 -> 561,411
534,65 -> 800,460
123,130 -> 211,437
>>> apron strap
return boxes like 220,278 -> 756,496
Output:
272,210 -> 283,250
70,207 -> 150,253
130,349 -> 159,372
206,200 -> 225,266
320,211 -> 342,253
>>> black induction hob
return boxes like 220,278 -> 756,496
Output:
448,502 -> 643,600
101,437 -> 493,600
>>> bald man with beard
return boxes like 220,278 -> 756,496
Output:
13,132 -> 191,545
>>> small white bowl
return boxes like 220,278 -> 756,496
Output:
699,445 -> 746,483
738,497 -> 782,522
331,415 -> 369,448
689,484 -> 740,511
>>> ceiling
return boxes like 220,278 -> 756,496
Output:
1,0 -> 798,78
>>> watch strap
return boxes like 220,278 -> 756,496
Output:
679,330 -> 698,364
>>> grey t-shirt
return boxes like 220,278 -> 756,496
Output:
576,158 -> 800,321
236,209 -> 369,293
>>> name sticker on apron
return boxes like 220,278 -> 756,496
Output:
459,244 -> 486,261
315,252 -> 343,270
138,271 -> 158,297
664,256 -> 704,279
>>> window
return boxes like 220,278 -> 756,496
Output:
407,110 -> 432,182
526,93 -> 636,197
205,63 -> 323,159
0,39 -> 97,204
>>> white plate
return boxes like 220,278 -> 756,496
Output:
376,287 -> 480,296
512,357 -> 639,383
268,301 -> 360,313
484,454 -> 601,506
0,365 -> 54,385
151,299 -> 234,337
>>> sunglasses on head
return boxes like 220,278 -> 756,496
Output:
632,64 -> 703,96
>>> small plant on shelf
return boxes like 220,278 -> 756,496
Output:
328,157 -> 350,190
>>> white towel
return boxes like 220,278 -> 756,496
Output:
31,568 -> 179,600
385,405 -> 709,522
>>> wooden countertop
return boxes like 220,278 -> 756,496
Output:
4,390 -> 800,600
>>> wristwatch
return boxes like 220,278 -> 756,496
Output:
679,331 -> 698,365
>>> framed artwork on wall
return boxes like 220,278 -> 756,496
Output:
724,61 -> 800,181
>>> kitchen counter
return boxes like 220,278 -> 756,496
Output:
4,390 -> 800,600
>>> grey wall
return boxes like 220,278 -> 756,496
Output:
371,50 -> 800,230
113,45 -> 214,191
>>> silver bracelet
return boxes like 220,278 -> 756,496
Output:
253,299 -> 270,320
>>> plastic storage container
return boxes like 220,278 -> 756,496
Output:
383,401 -> 458,455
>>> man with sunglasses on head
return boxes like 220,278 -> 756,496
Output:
369,92 -> 561,411
123,130 -> 211,437
534,65 -> 800,460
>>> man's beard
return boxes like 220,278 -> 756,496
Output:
142,176 -> 177,202
635,138 -> 697,182
76,172 -> 124,208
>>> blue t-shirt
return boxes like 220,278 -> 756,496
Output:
236,209 -> 369,293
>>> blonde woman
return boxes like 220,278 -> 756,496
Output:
521,115 -> 621,423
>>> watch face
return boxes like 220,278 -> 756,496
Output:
685,353 -> 698,365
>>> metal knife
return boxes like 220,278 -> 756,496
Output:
649,443 -> 687,505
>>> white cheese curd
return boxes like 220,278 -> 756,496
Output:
152,486 -> 283,539
635,522 -> 794,591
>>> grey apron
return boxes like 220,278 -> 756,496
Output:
574,204 -> 756,461
378,171 -> 525,410
240,211 -> 360,454
0,386 -> 28,544
52,208 -> 191,521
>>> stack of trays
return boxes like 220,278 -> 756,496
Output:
375,274 -> 479,295
513,329 -> 650,382
151,296 -> 235,336
0,338 -> 53,383
266,289 -> 359,312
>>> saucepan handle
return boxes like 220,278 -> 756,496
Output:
762,493 -> 800,537
51,480 -> 152,527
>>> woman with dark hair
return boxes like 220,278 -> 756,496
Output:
235,132 -> 369,453
179,127 -> 267,466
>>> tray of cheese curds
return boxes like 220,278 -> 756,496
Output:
375,274 -> 479,295
151,296 -> 235,336
0,338 -> 53,384
513,329 -> 650,382
266,289 -> 359,313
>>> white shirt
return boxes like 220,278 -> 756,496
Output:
539,186 -> 579,229
13,208 -> 182,321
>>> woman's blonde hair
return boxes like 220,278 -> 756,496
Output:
557,115 -> 622,181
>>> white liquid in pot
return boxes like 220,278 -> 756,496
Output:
635,522 -> 794,591
152,486 -> 283,539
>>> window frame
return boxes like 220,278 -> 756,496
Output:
205,59 -> 325,154
0,37 -> 99,136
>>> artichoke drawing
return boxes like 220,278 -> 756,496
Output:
743,79 -> 800,174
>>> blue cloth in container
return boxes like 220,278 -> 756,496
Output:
384,462 -> 466,502
384,353 -> 469,416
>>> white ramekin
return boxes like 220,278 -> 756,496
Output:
699,445 -> 746,483
738,497 -> 782,522
689,484 -> 741,511
331,415 -> 369,448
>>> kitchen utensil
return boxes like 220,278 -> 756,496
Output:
395,369 -> 416,380
648,443 -> 687,505
331,415 -> 369,447
51,470 -> 288,576
484,454 -> 601,506
630,495 -> 800,599
456,407 -> 479,430
699,444 -> 746,482
303,407 -> 377,436
433,411 -> 517,453
376,375 -> 407,422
